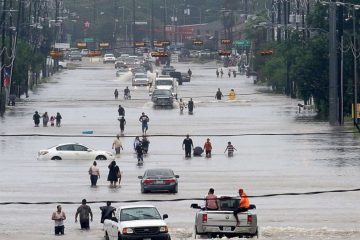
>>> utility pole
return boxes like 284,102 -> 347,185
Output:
353,6 -> 358,128
132,0 -> 135,55
163,0 -> 166,41
0,0 -> 8,114
277,0 -> 281,42
337,1 -> 343,125
151,0 -> 154,49
271,0 -> 275,41
329,1 -> 339,125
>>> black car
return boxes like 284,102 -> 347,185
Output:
138,168 -> 179,193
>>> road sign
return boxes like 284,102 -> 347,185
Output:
54,43 -> 70,49
234,40 -> 251,47
84,38 -> 94,43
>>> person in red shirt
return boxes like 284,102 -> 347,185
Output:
203,138 -> 212,158
233,188 -> 250,226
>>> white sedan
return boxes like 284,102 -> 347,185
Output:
103,54 -> 116,64
37,143 -> 115,161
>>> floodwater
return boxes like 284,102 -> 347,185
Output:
0,58 -> 360,240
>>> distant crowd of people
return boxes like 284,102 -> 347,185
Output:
33,111 -> 62,127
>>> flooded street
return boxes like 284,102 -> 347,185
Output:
0,59 -> 360,240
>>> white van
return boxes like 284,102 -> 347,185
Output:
153,76 -> 178,98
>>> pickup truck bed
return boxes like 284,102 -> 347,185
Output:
191,197 -> 258,238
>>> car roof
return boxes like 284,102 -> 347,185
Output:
145,168 -> 174,174
118,205 -> 156,210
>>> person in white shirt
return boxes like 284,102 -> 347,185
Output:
89,161 -> 100,187
51,205 -> 66,235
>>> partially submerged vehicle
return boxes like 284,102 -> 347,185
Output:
191,195 -> 258,238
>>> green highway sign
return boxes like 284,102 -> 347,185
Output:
84,38 -> 94,43
234,40 -> 251,47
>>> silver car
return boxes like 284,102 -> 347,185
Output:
138,168 -> 179,193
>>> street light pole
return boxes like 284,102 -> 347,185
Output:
353,6 -> 358,128
132,0 -> 135,55
0,0 -> 7,114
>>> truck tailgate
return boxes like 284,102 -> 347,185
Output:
204,211 -> 250,227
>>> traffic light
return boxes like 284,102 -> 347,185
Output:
260,50 -> 273,56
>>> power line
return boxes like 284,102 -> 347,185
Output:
0,187 -> 359,205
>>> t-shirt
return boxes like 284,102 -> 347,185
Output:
240,193 -> 250,209
204,142 -> 212,151
139,115 -> 149,125
90,165 -> 100,176
183,138 -> 193,149
76,205 -> 92,221
205,194 -> 218,210
227,145 -> 235,153
100,206 -> 116,223
113,139 -> 122,148
118,107 -> 125,116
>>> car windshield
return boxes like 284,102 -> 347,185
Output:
70,51 -> 80,54
145,169 -> 174,178
120,207 -> 161,221
156,80 -> 172,86
135,74 -> 147,78
105,54 -> 114,57
153,90 -> 171,96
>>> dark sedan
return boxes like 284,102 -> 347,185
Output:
138,168 -> 179,193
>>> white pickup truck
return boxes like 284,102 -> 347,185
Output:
103,205 -> 171,240
191,196 -> 258,238
152,76 -> 178,99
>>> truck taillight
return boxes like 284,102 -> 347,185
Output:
247,215 -> 253,224
202,213 -> 207,223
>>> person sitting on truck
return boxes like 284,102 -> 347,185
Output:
233,188 -> 250,226
205,188 -> 219,210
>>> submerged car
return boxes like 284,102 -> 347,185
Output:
132,73 -> 149,86
138,168 -> 179,193
68,50 -> 82,61
116,68 -> 130,77
37,143 -> 115,160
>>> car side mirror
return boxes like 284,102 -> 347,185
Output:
138,176 -> 143,179
87,149 -> 92,152
191,203 -> 201,209
175,175 -> 179,178
163,214 -> 168,220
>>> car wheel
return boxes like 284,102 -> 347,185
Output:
141,185 -> 145,193
51,156 -> 62,160
96,155 -> 107,160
